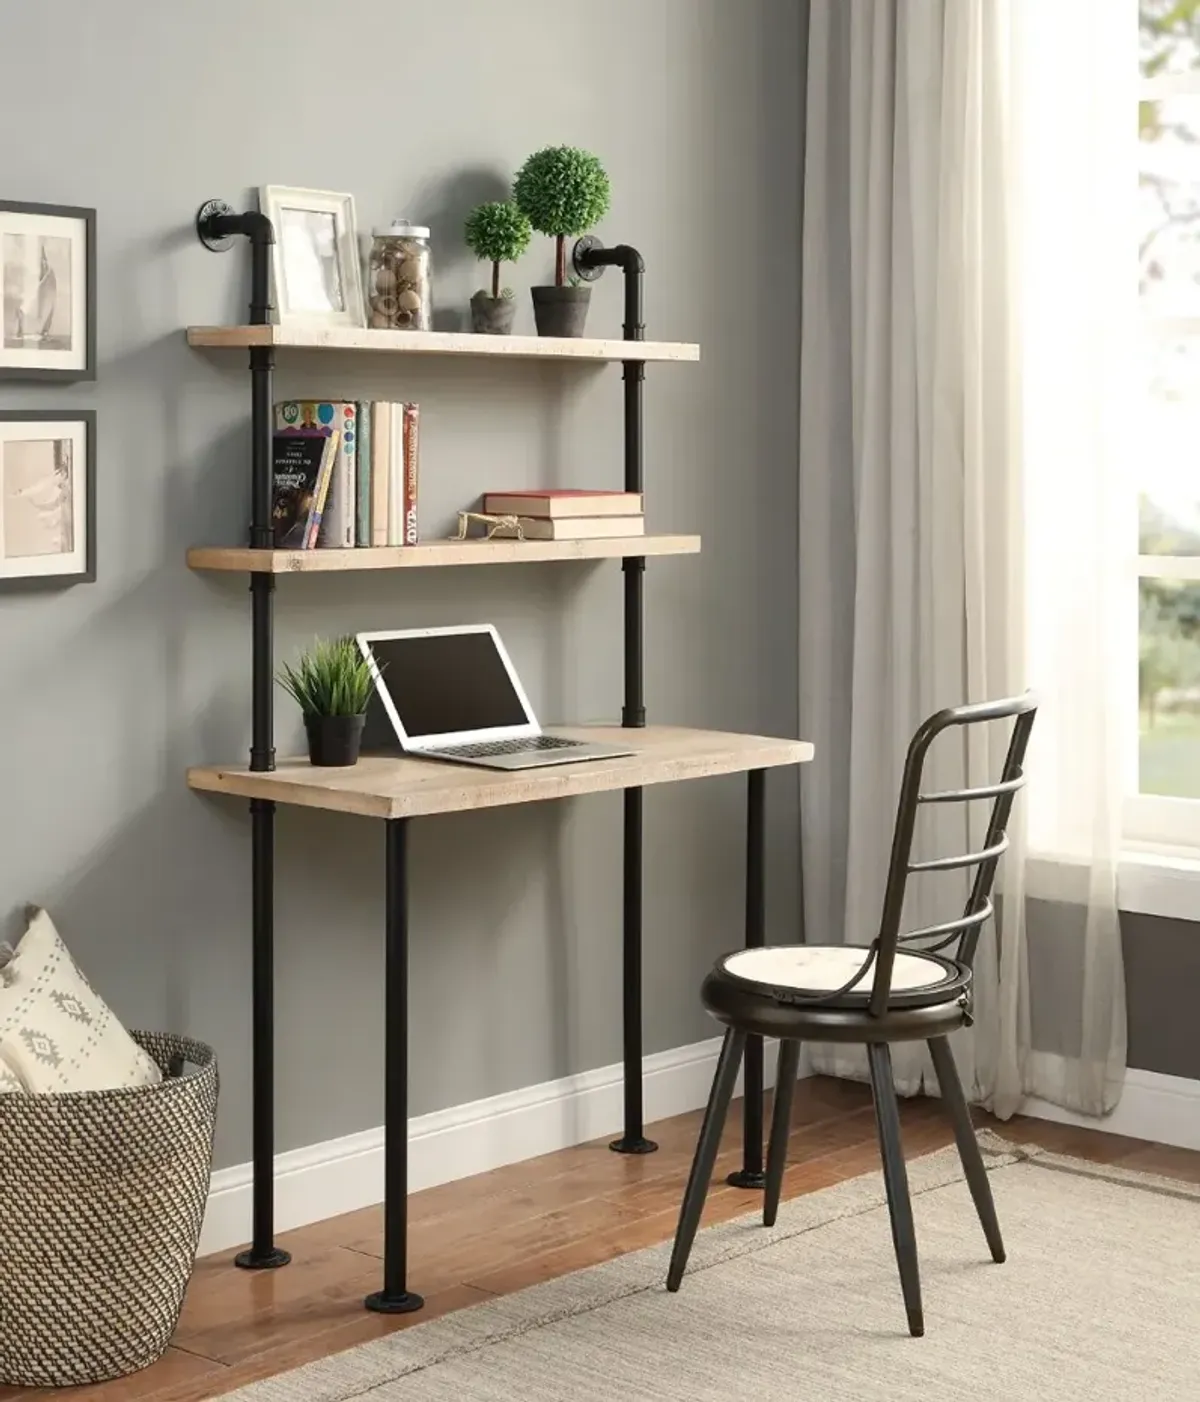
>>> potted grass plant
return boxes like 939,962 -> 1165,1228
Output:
513,145 -> 611,337
278,636 -> 378,768
464,200 -> 533,335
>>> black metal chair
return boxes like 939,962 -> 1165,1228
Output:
666,694 -> 1037,1337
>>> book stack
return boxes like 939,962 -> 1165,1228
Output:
480,490 -> 645,540
271,400 -> 420,550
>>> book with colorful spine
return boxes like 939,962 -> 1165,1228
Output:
270,430 -> 340,549
275,401 -> 358,548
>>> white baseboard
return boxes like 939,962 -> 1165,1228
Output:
1020,1064 -> 1200,1151
201,1044 -> 1196,1258
201,1034 -> 789,1258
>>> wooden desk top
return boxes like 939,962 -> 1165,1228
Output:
187,726 -> 813,821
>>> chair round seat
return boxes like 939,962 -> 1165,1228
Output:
701,944 -> 973,1044
721,944 -> 967,1004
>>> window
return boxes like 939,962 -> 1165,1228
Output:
1134,1 -> 1200,850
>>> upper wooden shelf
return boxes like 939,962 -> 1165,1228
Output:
187,726 -> 814,821
186,325 -> 700,364
187,535 -> 701,574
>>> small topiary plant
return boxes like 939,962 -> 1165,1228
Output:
514,146 -> 610,287
464,200 -> 533,300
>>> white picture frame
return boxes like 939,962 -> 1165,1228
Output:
0,411 -> 95,587
259,186 -> 365,328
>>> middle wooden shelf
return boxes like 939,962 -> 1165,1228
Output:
187,534 -> 701,573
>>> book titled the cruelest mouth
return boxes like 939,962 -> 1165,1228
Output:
270,429 -> 339,550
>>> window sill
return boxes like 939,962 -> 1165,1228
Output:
1026,849 -> 1200,923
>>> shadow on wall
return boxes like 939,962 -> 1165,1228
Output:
402,165 -> 512,332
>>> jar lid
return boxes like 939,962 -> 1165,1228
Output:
373,217 -> 430,239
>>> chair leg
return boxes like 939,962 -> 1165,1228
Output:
927,1035 -> 1005,1264
866,1042 -> 924,1338
666,1028 -> 746,1292
764,1040 -> 801,1228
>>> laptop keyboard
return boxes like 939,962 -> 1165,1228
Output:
435,735 -> 585,759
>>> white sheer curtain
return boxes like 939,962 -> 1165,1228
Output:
798,0 -> 1127,1116
1015,0 -> 1132,1112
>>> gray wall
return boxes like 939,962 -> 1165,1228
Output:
1122,913 -> 1200,1079
0,0 -> 804,1168
1027,900 -> 1199,1079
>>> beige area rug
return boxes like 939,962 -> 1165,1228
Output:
228,1133 -> 1200,1401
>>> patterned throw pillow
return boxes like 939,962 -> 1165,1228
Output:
0,1054 -> 23,1092
0,908 -> 162,1093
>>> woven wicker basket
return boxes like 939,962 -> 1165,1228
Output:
0,1031 -> 219,1387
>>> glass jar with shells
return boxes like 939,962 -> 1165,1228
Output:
367,218 -> 432,330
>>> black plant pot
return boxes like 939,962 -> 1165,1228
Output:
470,292 -> 517,335
531,285 -> 591,338
305,713 -> 366,768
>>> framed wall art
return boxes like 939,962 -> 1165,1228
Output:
259,186 -> 365,328
0,201 -> 95,381
0,410 -> 95,588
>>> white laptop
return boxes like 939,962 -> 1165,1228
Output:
356,625 -> 636,771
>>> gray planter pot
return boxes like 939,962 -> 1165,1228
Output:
470,292 -> 517,336
531,285 -> 591,338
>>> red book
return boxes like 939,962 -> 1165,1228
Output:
482,490 -> 643,519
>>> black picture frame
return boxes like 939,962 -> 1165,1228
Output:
0,409 -> 96,589
0,200 -> 96,382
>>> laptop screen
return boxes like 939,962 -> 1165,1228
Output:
364,631 -> 530,740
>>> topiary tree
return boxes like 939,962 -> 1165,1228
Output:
464,201 -> 533,300
514,146 -> 611,287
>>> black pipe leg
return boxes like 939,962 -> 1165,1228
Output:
928,1036 -> 1005,1263
867,1042 -> 924,1337
728,1034 -> 765,1188
763,1040 -> 800,1228
729,768 -> 767,1188
236,799 -> 290,1270
365,819 -> 424,1314
611,786 -> 657,1155
235,234 -> 284,1273
610,278 -> 653,1158
667,1029 -> 747,1292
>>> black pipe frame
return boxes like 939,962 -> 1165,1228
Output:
576,243 -> 658,1157
195,216 -> 771,1293
572,241 -> 768,1176
727,768 -> 767,1188
197,203 -> 291,1270
365,819 -> 424,1313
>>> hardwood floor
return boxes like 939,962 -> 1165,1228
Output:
5,1075 -> 1196,1402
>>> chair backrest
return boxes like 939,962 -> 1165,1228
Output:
867,693 -> 1038,1018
